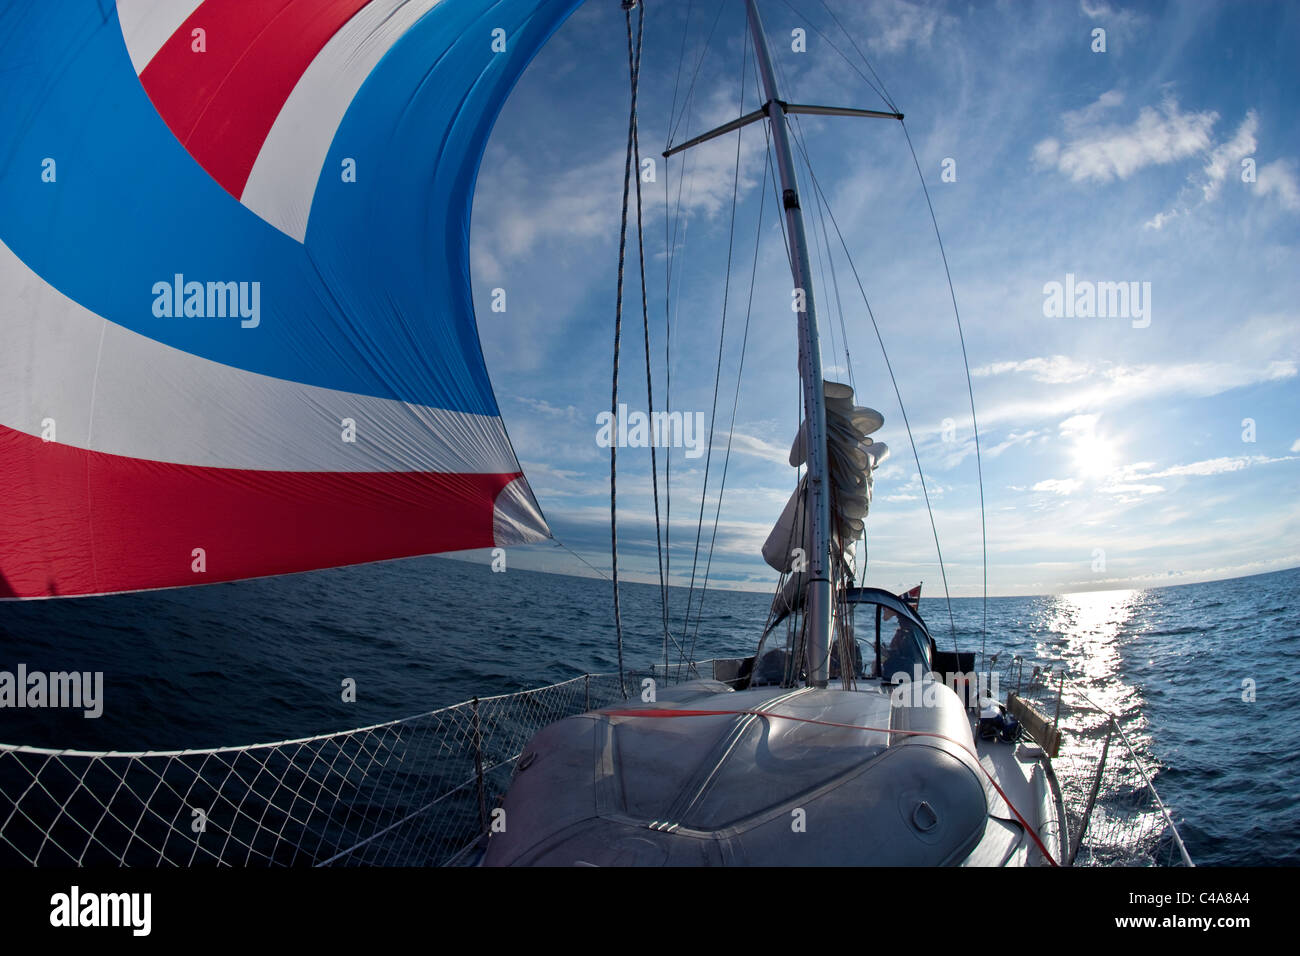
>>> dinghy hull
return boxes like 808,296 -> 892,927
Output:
483,679 -> 989,866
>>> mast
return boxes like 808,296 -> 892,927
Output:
744,0 -> 833,688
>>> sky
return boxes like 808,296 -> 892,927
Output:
463,0 -> 1300,598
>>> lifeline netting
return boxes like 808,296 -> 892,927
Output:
0,672 -> 635,867
1,663 -> 1190,866
996,660 -> 1194,867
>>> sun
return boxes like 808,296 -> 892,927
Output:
1071,430 -> 1119,480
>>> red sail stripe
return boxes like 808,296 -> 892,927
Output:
0,423 -> 518,598
138,0 -> 371,199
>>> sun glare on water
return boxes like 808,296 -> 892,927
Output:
1042,588 -> 1145,720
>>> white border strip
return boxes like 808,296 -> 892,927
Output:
116,0 -> 206,74
0,237 -> 519,473
240,0 -> 444,241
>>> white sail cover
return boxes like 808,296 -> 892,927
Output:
0,0 -> 582,598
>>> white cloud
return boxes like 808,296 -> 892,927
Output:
722,430 -> 790,466
1103,482 -> 1166,497
1145,111 -> 1290,225
1140,111 -> 1299,223
1050,553 -> 1300,594
1033,478 -> 1082,495
1143,208 -> 1178,230
1032,138 -> 1061,168
473,148 -> 624,277
972,355 -> 1093,383
973,356 -> 1298,429
1126,454 -> 1298,479
476,82 -> 768,274
1062,88 -> 1127,130
1256,158 -> 1300,212
473,7 -> 1300,599
1058,413 -> 1099,439
1032,94 -> 1217,183
1201,111 -> 1258,202
1077,1 -> 1150,53
1079,0 -> 1148,31
986,430 -> 1041,457
1143,457 -> 1250,478
884,474 -> 948,499
862,0 -> 948,52
520,461 -> 608,499
515,397 -> 580,420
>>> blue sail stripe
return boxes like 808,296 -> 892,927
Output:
0,0 -> 581,413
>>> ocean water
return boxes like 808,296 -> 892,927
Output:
0,556 -> 1296,866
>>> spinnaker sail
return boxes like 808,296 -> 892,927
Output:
0,0 -> 581,598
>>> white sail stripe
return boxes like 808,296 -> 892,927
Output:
493,476 -> 551,546
116,0 -> 206,74
239,0 -> 445,241
0,237 -> 520,474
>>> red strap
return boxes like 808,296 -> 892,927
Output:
601,706 -> 1060,866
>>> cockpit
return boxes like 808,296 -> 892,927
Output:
745,587 -> 934,688
874,609 -> 931,681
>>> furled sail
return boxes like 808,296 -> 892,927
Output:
763,382 -> 887,573
0,0 -> 581,598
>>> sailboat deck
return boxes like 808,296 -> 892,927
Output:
968,728 -> 1064,866
728,679 -> 1065,866
817,682 -> 1067,866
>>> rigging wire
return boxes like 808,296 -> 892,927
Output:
661,1 -> 987,672
686,129 -> 774,667
753,59 -> 817,682
771,0 -> 898,113
662,135 -> 676,674
666,0 -> 728,149
765,3 -> 872,632
609,0 -> 647,699
678,32 -> 749,679
762,34 -> 876,609
803,150 -> 871,584
664,0 -> 694,154
665,22 -> 710,664
805,155 -> 840,383
666,95 -> 721,652
664,6 -> 724,652
751,69 -> 808,677
664,0 -> 733,655
767,7 -> 871,598
661,2 -> 711,673
810,161 -> 852,392
614,0 -> 693,680
749,5 -> 963,663
750,110 -> 812,685
663,2 -> 729,659
551,539 -> 611,581
783,115 -> 961,652
812,0 -> 900,112
626,2 -> 673,681
794,0 -> 987,656
807,143 -> 855,393
899,118 -> 989,669
597,705 -> 1059,866
658,0 -> 694,684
